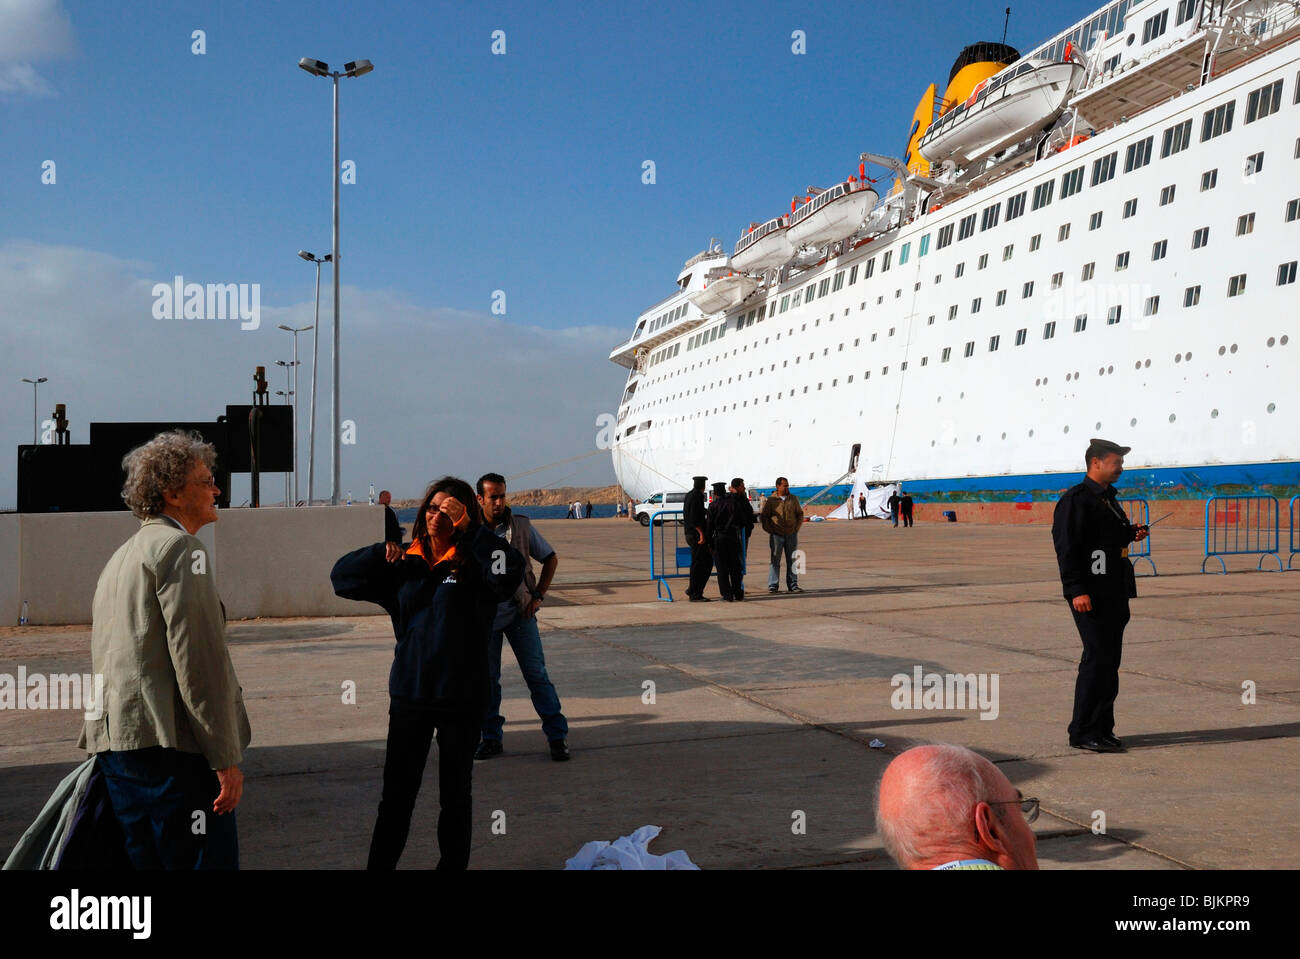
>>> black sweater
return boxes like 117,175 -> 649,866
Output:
331,525 -> 524,711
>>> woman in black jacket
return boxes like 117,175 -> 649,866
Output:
331,476 -> 523,869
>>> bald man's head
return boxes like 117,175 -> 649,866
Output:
875,744 -> 1039,870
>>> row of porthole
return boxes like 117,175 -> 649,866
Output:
635,335 -> 1284,414
926,406 -> 1279,446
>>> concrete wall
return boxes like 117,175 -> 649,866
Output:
2,506 -> 384,626
212,506 -> 383,620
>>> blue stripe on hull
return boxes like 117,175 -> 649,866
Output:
771,462 -> 1300,504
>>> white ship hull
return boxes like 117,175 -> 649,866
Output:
611,6 -> 1300,501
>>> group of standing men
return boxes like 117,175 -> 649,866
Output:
885,489 -> 914,527
682,475 -> 805,601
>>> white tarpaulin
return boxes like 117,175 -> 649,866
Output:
827,480 -> 898,520
563,825 -> 700,870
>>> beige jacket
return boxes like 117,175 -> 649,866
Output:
78,517 -> 251,770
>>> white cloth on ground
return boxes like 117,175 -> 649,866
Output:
563,825 -> 700,870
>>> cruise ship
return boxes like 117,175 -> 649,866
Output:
607,0 -> 1300,502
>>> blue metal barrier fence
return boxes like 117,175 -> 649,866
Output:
1117,497 -> 1156,576
1202,495 -> 1282,574
648,508 -> 688,601
1290,495 -> 1300,571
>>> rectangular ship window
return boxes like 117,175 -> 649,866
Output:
1032,181 -> 1054,210
1123,198 -> 1138,218
1278,261 -> 1298,285
1245,79 -> 1283,123
1005,191 -> 1027,220
1160,119 -> 1192,158
1074,314 -> 1087,332
1160,185 -> 1176,206
1089,211 -> 1103,230
1184,285 -> 1201,307
1108,305 -> 1122,325
1201,101 -> 1235,142
1091,152 -> 1117,186
1244,151 -> 1264,177
1152,239 -> 1167,260
996,289 -> 1007,306
1192,226 -> 1209,248
1060,166 -> 1085,198
1201,169 -> 1218,191
1043,321 -> 1056,339
1030,233 -> 1042,251
1014,328 -> 1027,346
1115,251 -> 1130,270
1237,212 -> 1255,235
1123,136 -> 1153,172
1228,273 -> 1247,297
1082,262 -> 1095,281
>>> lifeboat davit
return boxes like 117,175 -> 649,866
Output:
918,58 -> 1085,168
731,215 -> 793,272
785,179 -> 879,251
688,271 -> 760,315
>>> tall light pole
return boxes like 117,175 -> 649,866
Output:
296,252 -> 330,505
274,359 -> 299,505
20,377 -> 47,445
278,323 -> 313,505
298,56 -> 373,505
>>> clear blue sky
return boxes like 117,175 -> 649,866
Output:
2,0 -> 1102,504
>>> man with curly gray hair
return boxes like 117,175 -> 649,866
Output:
874,744 -> 1039,870
78,429 -> 251,869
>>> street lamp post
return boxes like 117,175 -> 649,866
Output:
295,252 -> 329,505
20,377 -> 47,445
277,323 -> 313,505
274,361 -> 298,505
298,56 -> 373,506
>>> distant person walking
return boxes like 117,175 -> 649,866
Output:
760,477 -> 804,594
858,491 -> 867,518
82,430 -> 251,869
585,500 -> 593,519
683,476 -> 714,602
887,489 -> 902,528
378,489 -> 404,544
331,476 -> 524,869
474,474 -> 570,762
901,493 -> 915,528
628,497 -> 636,521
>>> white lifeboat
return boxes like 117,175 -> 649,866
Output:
918,58 -> 1085,168
731,215 -> 793,272
785,179 -> 879,251
688,271 -> 760,315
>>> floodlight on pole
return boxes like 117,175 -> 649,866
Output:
299,54 -> 374,505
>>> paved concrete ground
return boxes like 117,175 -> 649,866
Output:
3,516 -> 1297,869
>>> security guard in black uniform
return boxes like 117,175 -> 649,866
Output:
1051,439 -> 1149,753
683,476 -> 713,602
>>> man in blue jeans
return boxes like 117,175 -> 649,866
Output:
759,477 -> 804,593
474,473 -> 570,761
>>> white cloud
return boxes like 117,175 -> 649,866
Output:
0,0 -> 76,97
0,240 -> 628,507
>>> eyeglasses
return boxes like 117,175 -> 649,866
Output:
988,796 -> 1040,824
191,475 -> 218,488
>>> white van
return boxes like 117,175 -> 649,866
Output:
634,490 -> 690,526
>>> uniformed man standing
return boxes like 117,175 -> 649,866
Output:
1051,439 -> 1148,753
683,475 -> 713,602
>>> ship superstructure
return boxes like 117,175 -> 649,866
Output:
609,0 -> 1300,500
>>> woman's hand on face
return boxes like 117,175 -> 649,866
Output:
439,496 -> 468,527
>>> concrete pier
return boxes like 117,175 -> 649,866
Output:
2,516 -> 1296,869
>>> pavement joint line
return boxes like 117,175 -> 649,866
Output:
1036,807 -> 1198,869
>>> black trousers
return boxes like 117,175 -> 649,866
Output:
901,507 -> 913,527
686,531 -> 714,598
368,700 -> 480,870
1067,597 -> 1130,743
715,534 -> 743,599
